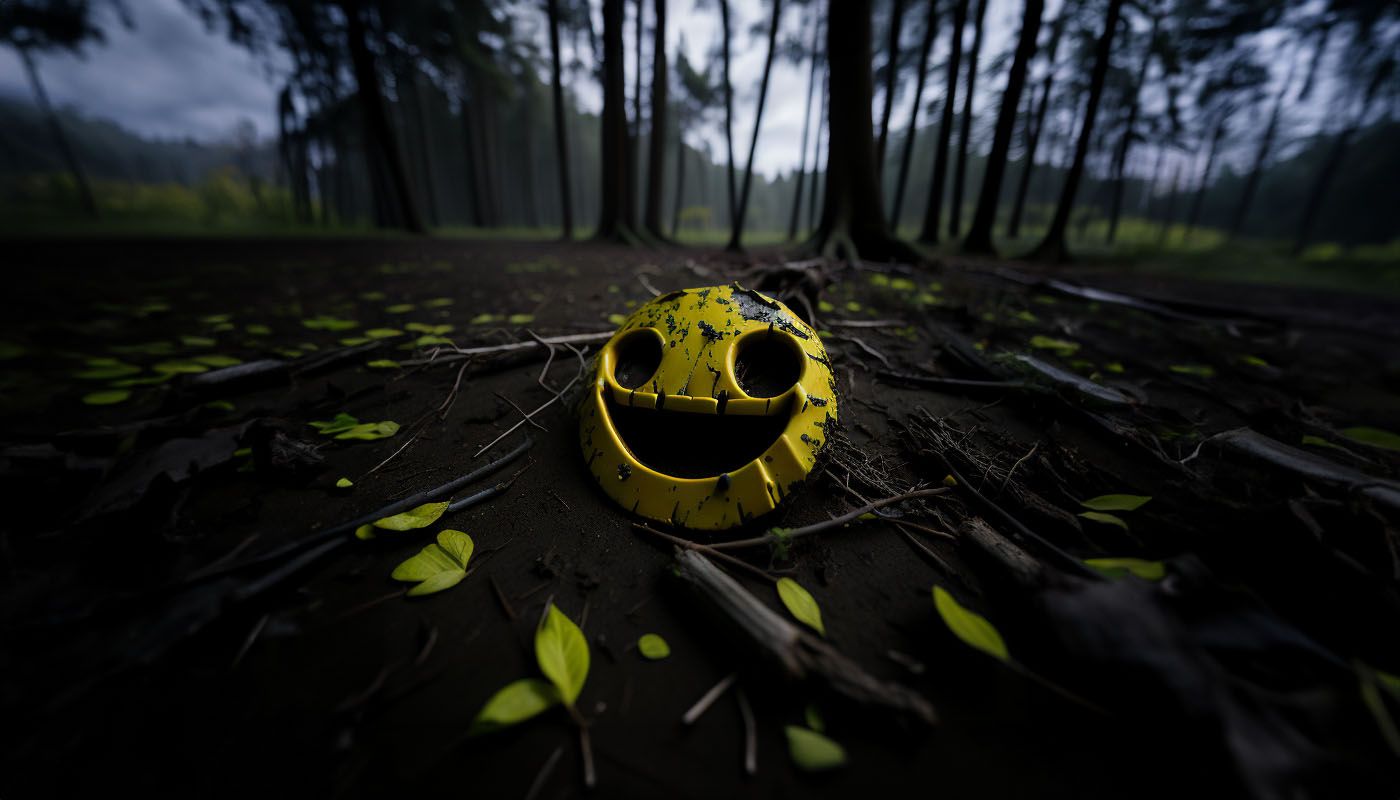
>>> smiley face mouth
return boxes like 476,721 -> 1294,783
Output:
603,392 -> 793,478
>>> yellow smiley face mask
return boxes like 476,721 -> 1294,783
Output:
579,283 -> 838,530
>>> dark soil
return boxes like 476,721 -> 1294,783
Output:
2,237 -> 1399,798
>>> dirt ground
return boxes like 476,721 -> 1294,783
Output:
2,237 -> 1399,798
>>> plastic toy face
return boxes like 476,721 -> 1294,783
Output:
579,284 -> 838,530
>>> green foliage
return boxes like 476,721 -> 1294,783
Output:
536,604 -> 590,708
309,413 -> 360,435
391,530 -> 474,597
373,501 -> 448,531
82,389 -> 130,406
1079,511 -> 1130,530
1080,494 -> 1152,512
932,586 -> 1009,662
777,578 -> 825,636
1084,557 -> 1167,580
784,725 -> 847,771
1029,335 -> 1080,356
470,679 -> 560,735
637,633 -> 671,660
1169,364 -> 1216,378
1341,426 -> 1400,453
335,477 -> 353,489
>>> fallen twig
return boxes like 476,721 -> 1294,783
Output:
473,345 -> 588,459
632,523 -> 776,583
710,488 -> 950,551
400,331 -> 611,367
681,672 -> 738,725
736,686 -> 757,776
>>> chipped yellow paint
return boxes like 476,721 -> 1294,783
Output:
579,284 -> 838,530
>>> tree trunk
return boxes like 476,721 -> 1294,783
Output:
1184,116 -> 1224,242
1028,0 -> 1123,263
644,0 -> 670,239
1228,58 -> 1294,241
340,2 -> 424,233
890,0 -> 937,229
718,0 -> 738,228
547,0 -> 575,238
949,0 -> 988,238
596,0 -> 636,241
631,0 -> 644,227
1293,58 -> 1389,255
672,134 -> 686,237
806,0 -> 918,262
1106,16 -> 1157,245
962,0 -> 1043,255
407,72 -> 441,228
18,46 -> 98,219
727,0 -> 783,252
876,0 -> 906,174
1157,160 -> 1181,246
788,15 -> 822,241
917,0 -> 968,244
809,65 -> 828,233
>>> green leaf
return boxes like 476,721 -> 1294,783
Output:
507,313 -> 536,324
83,389 -> 131,406
784,726 -> 847,771
1169,364 -> 1215,378
1104,361 -> 1125,374
335,477 -> 353,489
205,400 -> 236,412
391,530 -> 474,596
181,335 -> 217,347
110,373 -> 174,387
932,586 -> 1009,662
637,633 -> 670,660
1029,335 -> 1080,356
385,303 -> 416,314
470,678 -> 560,735
405,322 -> 453,335
246,323 -> 272,336
309,412 -> 360,434
364,328 -> 403,339
1078,511 -> 1129,530
469,313 -> 502,325
339,337 -> 370,346
354,524 -> 376,541
365,359 -> 401,369
536,604 -> 589,708
193,354 -> 242,368
777,578 -> 825,636
154,360 -> 209,374
1080,494 -> 1152,512
804,705 -> 825,733
1301,434 -> 1348,452
1084,557 -> 1166,581
373,501 -> 449,531
1240,354 -> 1270,367
1341,426 -> 1400,453
423,297 -> 454,308
0,341 -> 28,360
413,335 -> 454,347
334,421 -> 400,440
301,316 -> 357,331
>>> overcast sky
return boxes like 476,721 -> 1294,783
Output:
0,0 -> 1304,182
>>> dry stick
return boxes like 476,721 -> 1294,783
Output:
999,442 -> 1039,494
473,344 -> 589,459
878,370 -> 1030,392
489,575 -> 517,620
632,523 -> 777,583
437,358 -> 472,419
837,483 -> 955,572
637,272 -> 663,297
736,687 -> 758,777
830,333 -> 892,369
229,613 -> 269,670
524,746 -> 565,800
710,488 -> 951,551
400,331 -> 612,367
578,725 -> 597,789
495,391 -> 549,432
929,449 -> 1100,581
681,673 -> 738,725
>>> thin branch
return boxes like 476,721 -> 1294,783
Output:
632,523 -> 777,583
473,346 -> 589,458
736,686 -> 757,776
681,672 -> 738,725
710,488 -> 951,551
525,746 -> 564,800
399,331 -> 612,367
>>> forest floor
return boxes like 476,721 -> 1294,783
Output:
3,237 -> 1400,798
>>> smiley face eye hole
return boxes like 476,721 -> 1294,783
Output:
733,332 -> 802,398
612,329 -> 663,389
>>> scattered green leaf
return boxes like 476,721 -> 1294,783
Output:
391,529 -> 474,596
75,362 -> 141,380
82,389 -> 131,406
181,335 -> 217,348
246,323 -> 272,336
413,335 -> 454,347
154,360 -> 209,374
1240,354 -> 1269,367
301,315 -> 358,331
804,705 -> 825,733
1169,364 -> 1215,378
309,413 -> 360,434
423,297 -> 454,308
372,501 -> 447,531
385,303 -> 416,314
507,313 -> 536,324
637,633 -> 671,660
1079,494 -> 1152,512
1029,335 -> 1079,357
335,421 -> 400,440
777,578 -> 825,636
785,726 -> 847,771
535,604 -> 589,708
1301,434 -> 1348,452
354,524 -> 376,541
1084,557 -> 1166,581
1341,426 -> 1400,453
193,354 -> 242,368
366,359 -> 401,369
932,585 -> 1009,662
335,477 -> 353,489
1078,511 -> 1129,530
364,328 -> 403,339
204,400 -> 236,412
470,678 -> 560,735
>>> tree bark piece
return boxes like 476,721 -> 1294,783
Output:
672,548 -> 938,725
